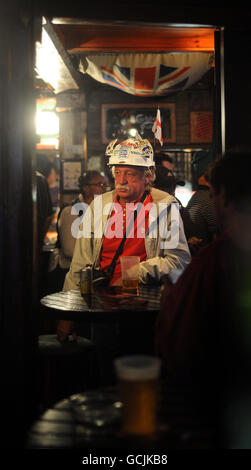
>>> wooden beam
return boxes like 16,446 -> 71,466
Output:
53,24 -> 215,53
42,19 -> 83,92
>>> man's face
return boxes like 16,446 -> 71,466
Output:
83,174 -> 108,199
89,174 -> 108,196
114,165 -> 149,203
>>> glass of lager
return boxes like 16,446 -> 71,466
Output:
80,266 -> 92,307
120,256 -> 140,295
114,355 -> 161,436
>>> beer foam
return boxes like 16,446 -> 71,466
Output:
114,355 -> 161,381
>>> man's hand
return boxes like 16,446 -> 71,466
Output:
56,320 -> 78,342
110,276 -> 122,286
188,236 -> 203,255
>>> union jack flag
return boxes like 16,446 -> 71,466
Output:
80,53 -> 213,97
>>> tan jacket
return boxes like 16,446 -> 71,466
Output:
63,187 -> 191,291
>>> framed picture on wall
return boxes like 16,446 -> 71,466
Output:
190,111 -> 213,143
60,159 -> 84,193
101,103 -> 176,144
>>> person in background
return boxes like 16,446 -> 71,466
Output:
36,153 -> 54,254
47,170 -> 108,292
154,161 -> 194,243
154,163 -> 185,196
47,162 -> 60,212
155,152 -> 174,171
186,149 -> 217,253
155,149 -> 251,447
41,170 -> 108,335
35,154 -> 54,299
154,151 -> 186,204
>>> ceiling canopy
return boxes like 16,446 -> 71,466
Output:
52,21 -> 215,53
36,18 -> 215,94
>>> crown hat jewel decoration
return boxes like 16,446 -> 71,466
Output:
105,137 -> 153,159
105,138 -> 118,156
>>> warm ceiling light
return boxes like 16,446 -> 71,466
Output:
35,29 -> 61,92
36,111 -> 59,135
128,128 -> 137,137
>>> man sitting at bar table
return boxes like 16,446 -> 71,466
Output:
57,133 -> 191,342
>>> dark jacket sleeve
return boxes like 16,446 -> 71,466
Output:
155,239 -> 226,382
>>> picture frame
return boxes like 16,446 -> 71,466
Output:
190,111 -> 213,143
60,159 -> 84,193
101,103 -> 176,144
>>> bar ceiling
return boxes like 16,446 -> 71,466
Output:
51,22 -> 215,53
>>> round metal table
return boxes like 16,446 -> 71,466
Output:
40,286 -> 162,385
40,286 -> 162,322
27,381 -> 216,450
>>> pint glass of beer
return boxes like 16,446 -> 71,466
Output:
120,256 -> 140,295
80,267 -> 93,307
114,355 -> 161,436
80,267 -> 92,296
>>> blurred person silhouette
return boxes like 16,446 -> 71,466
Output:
186,149 -> 217,253
155,152 -> 174,171
35,153 -> 54,298
154,161 -> 185,196
47,160 -> 60,213
42,170 -> 107,335
155,149 -> 251,447
36,153 -> 54,253
154,151 -> 187,211
154,163 -> 194,242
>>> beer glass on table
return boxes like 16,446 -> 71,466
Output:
114,355 -> 161,436
80,266 -> 92,307
120,256 -> 140,295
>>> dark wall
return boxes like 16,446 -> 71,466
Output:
0,6 -> 38,446
36,2 -> 251,30
224,27 -> 251,150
